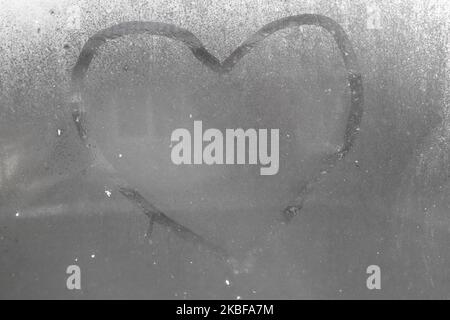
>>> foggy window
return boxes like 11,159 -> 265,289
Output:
0,0 -> 448,301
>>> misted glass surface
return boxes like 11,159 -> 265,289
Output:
0,0 -> 448,299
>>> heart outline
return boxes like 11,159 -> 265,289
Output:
69,14 -> 364,260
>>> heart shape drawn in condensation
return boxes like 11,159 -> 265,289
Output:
69,14 -> 363,263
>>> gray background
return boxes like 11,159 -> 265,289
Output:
0,0 -> 449,299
